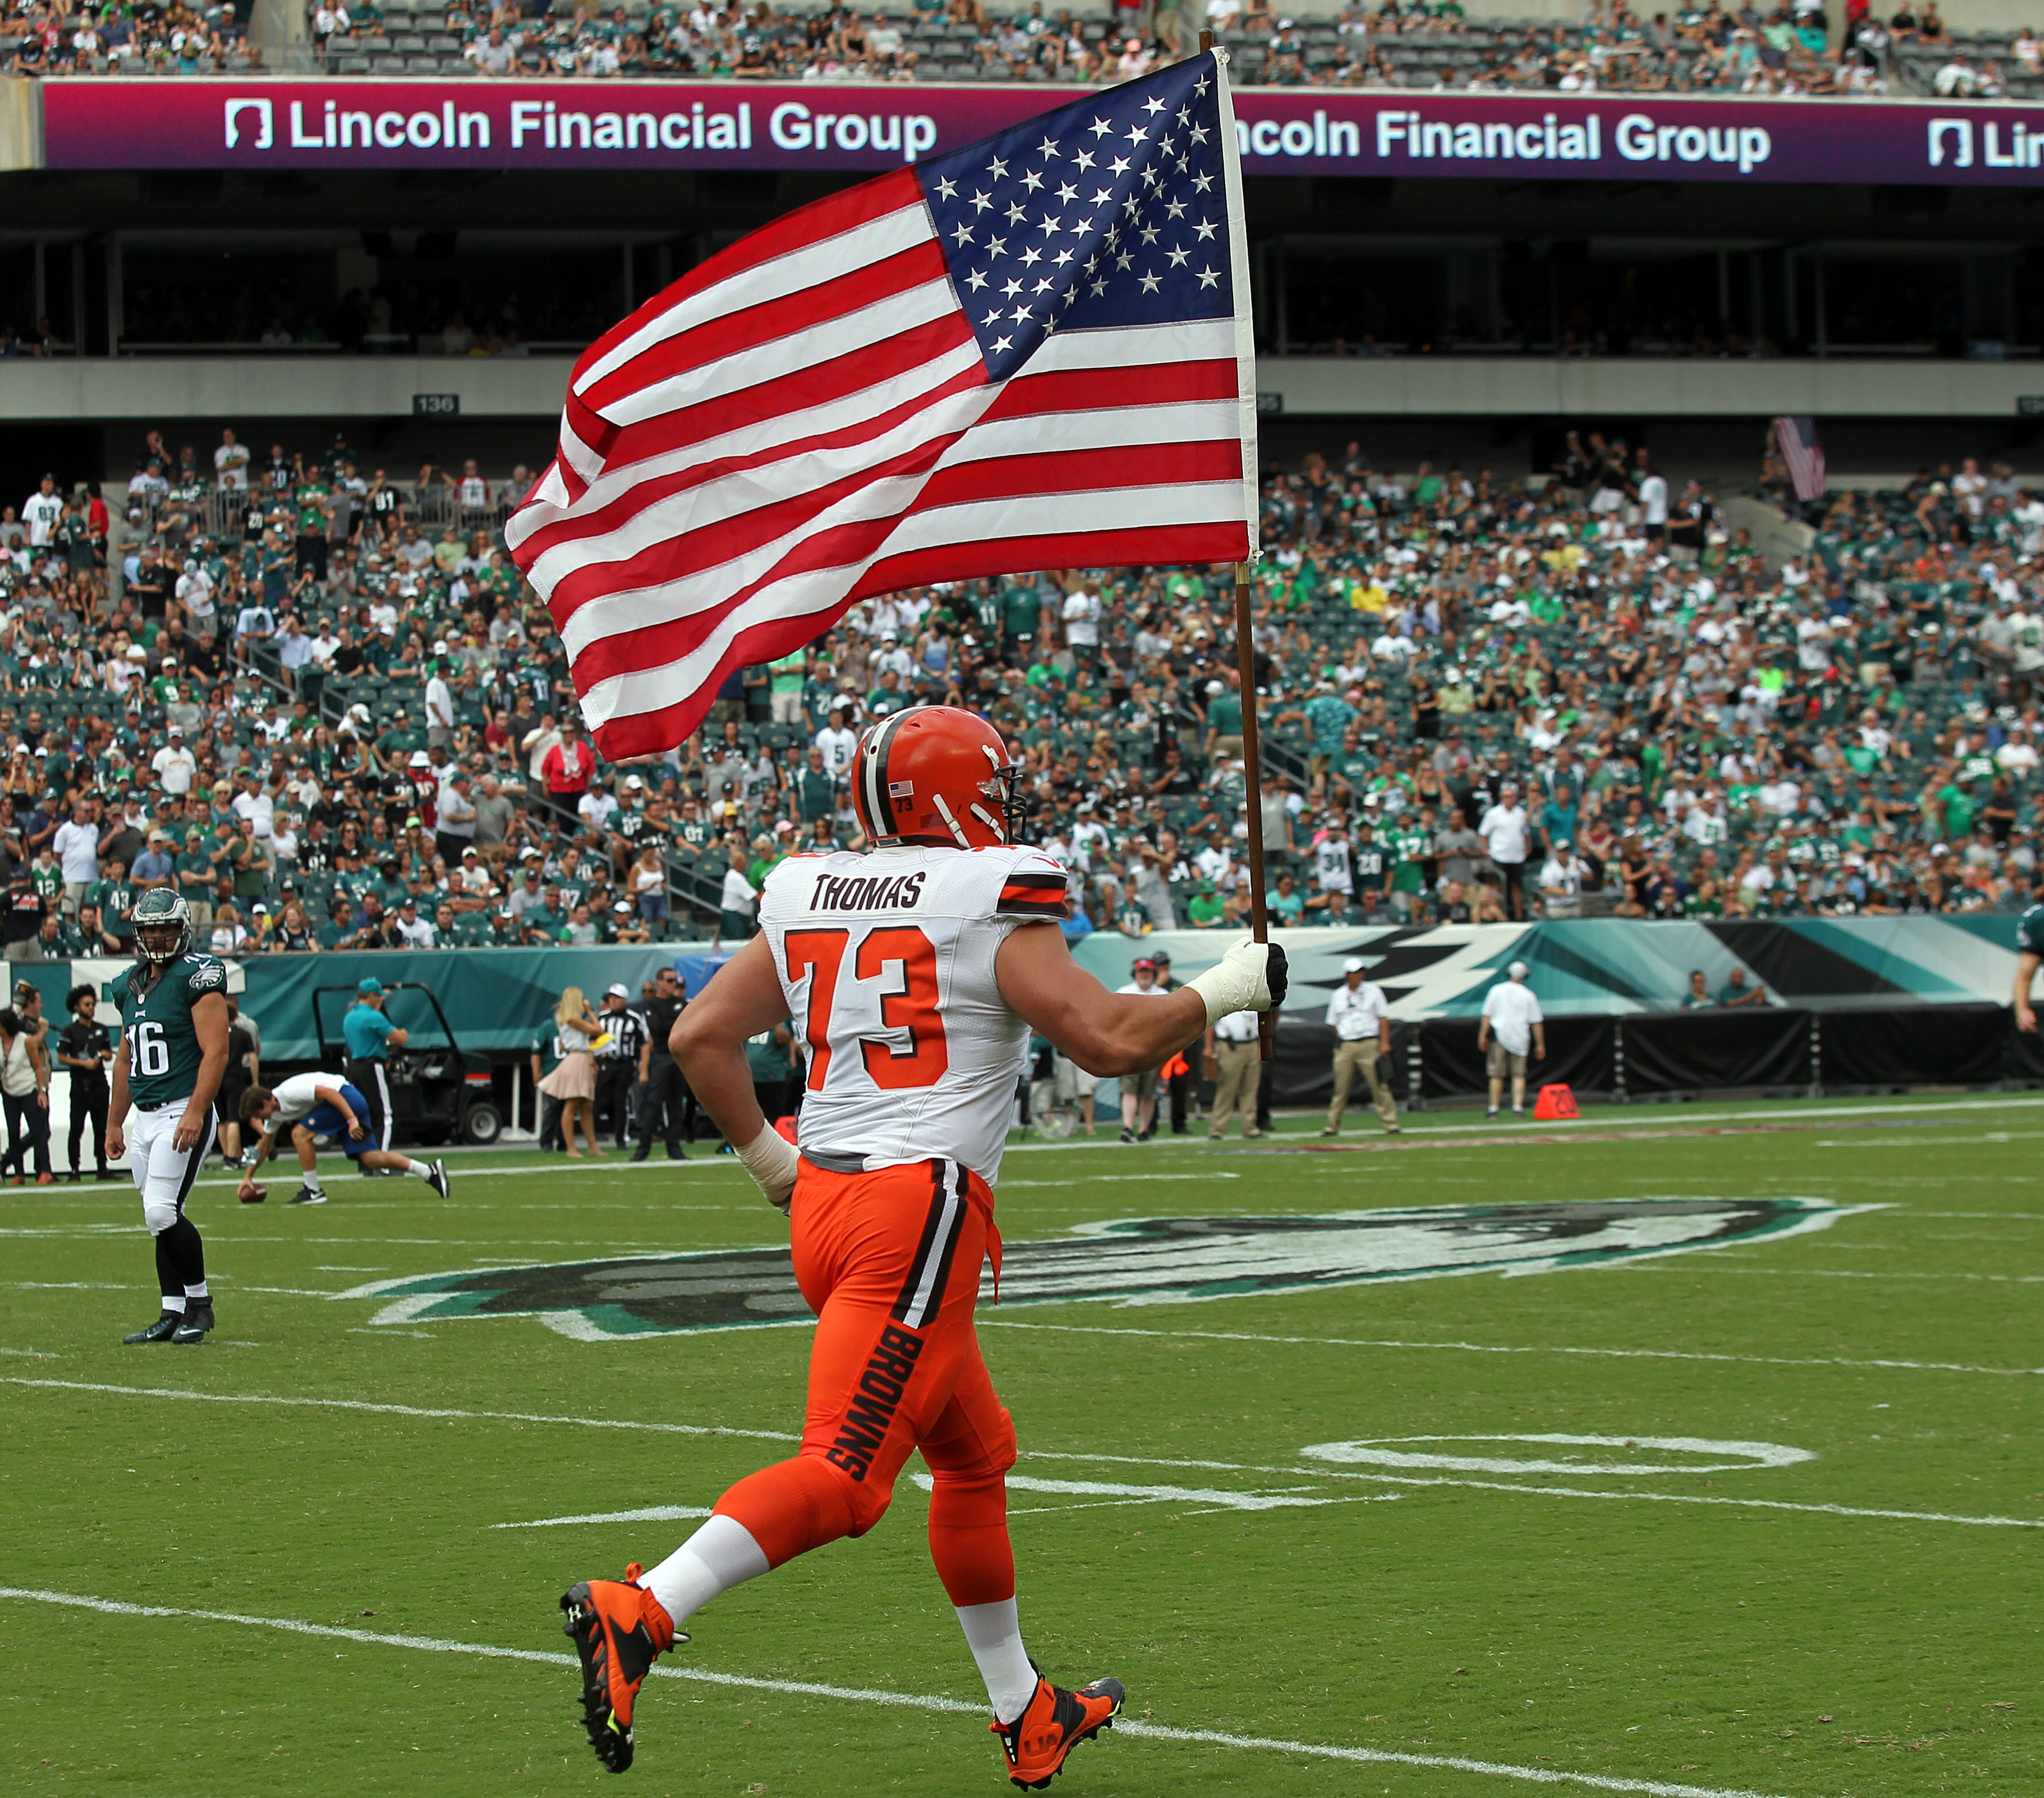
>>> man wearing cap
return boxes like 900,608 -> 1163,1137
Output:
632,965 -> 691,1161
1323,957 -> 1398,1136
594,983 -> 650,1151
1203,996 -> 1262,1139
1148,950 -> 1201,1135
343,978 -> 408,1153
1477,960 -> 1546,1119
436,769 -> 477,869
151,726 -> 197,798
1112,956 -> 1173,1143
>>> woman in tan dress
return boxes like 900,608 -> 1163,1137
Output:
538,985 -> 606,1157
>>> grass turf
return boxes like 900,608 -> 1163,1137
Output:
1,1091 -> 2038,1798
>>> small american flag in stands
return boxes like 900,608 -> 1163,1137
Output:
1773,415 -> 1826,504
507,51 -> 1257,760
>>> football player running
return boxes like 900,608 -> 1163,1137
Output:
109,889 -> 230,1346
559,707 -> 1286,1787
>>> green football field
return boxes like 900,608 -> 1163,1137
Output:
2,1093 -> 2038,1798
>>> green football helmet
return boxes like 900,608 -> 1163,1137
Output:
131,886 -> 193,965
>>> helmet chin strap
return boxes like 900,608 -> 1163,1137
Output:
930,792 -> 973,848
968,801 -> 1004,840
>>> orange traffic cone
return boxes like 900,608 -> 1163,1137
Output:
1532,1084 -> 1580,1121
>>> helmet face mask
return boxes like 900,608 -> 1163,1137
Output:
131,890 -> 193,966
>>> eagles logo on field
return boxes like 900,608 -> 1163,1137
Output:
339,1196 -> 1858,1342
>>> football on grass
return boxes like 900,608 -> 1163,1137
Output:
238,1181 -> 267,1204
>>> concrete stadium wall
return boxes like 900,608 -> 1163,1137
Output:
6,353 -> 2039,424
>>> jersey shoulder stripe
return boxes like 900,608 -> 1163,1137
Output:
996,870 -> 1069,917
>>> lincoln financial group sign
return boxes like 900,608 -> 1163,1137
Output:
34,79 -> 2044,186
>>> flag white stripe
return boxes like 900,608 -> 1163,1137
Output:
544,390 -> 1234,603
595,276 -> 962,429
559,431 -> 1238,672
873,479 -> 1247,553
510,338 -> 988,555
541,382 -> 1001,613
925,397 -> 1243,471
574,199 -> 935,397
574,481 -> 1249,729
1015,317 -> 1238,373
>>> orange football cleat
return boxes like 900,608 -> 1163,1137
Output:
559,1562 -> 681,1773
990,1670 -> 1125,1790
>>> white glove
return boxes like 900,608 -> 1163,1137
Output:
736,1123 -> 800,1215
1186,938 -> 1289,1027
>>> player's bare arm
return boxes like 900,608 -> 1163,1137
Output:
994,926 -> 1202,1074
670,932 -> 804,1209
176,989 -> 230,1153
107,1034 -> 130,1164
2016,950 -> 2041,1032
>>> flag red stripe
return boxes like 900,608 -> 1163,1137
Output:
850,523 -> 1250,600
577,240 -> 952,417
514,345 -> 986,571
981,358 -> 1240,421
587,605 -> 854,760
913,439 -> 1241,514
568,168 -> 925,390
546,426 -> 971,625
597,311 -> 983,475
552,434 -> 1236,634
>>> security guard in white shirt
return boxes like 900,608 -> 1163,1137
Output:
1203,1005 -> 1263,1140
1321,956 -> 1398,1135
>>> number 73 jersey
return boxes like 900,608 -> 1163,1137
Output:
109,952 -> 228,1109
760,843 -> 1069,1186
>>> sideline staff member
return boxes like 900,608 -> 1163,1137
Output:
1478,959 -> 1546,1119
632,965 -> 690,1161
343,977 -> 407,1151
1321,956 -> 1398,1136
594,983 -> 648,1151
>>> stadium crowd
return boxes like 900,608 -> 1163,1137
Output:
0,420 -> 2039,962
3,0 -> 2032,100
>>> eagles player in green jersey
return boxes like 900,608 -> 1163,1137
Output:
2016,881 -> 2044,1036
110,889 -> 231,1346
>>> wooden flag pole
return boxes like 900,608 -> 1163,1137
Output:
1232,560 -> 1274,1063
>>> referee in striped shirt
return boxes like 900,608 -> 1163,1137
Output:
594,984 -> 650,1152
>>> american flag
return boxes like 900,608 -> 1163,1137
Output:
506,51 -> 1257,759
1773,416 -> 1826,503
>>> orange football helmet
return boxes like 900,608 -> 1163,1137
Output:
850,706 -> 1030,850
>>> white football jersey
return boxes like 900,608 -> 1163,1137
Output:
269,1071 -> 350,1126
759,842 -> 1068,1185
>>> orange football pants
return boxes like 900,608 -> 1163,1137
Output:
710,1156 -> 1018,1608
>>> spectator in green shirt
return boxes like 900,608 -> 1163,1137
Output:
228,819 -> 270,901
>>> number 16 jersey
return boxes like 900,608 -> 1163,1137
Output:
760,843 -> 1069,1186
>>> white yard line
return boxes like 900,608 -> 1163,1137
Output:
1619,1267 -> 2044,1284
491,1505 -> 713,1529
14,1376 -> 2035,1530
0,1586 -> 1804,1798
1021,1450 -> 2044,1530
977,1319 -> 2044,1378
1,1377 -> 799,1443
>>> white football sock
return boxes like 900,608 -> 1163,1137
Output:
163,1293 -> 187,1315
637,1513 -> 769,1628
956,1597 -> 1038,1724
184,1281 -> 209,1300
405,1158 -> 433,1179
